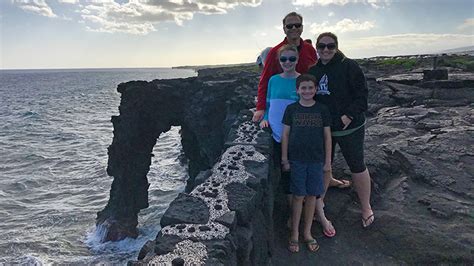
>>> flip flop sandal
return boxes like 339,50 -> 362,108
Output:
304,239 -> 320,252
362,213 -> 375,228
288,239 -> 299,253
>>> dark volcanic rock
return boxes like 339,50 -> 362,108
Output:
96,69 -> 259,241
99,56 -> 473,264
423,69 -> 448,80
160,193 -> 209,227
225,182 -> 257,226
215,211 -> 237,229
154,234 -> 184,255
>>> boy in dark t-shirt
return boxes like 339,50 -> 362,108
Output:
281,74 -> 334,253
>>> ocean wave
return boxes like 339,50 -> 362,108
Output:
21,111 -> 40,118
0,68 -> 195,263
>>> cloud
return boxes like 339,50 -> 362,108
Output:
309,18 -> 375,34
12,0 -> 57,17
457,18 -> 474,32
78,0 -> 263,34
344,33 -> 474,58
57,0 -> 79,4
11,0 -> 262,34
292,0 -> 390,8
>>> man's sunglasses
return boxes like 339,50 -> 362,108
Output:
316,43 -> 337,50
279,56 -> 297,62
285,23 -> 302,29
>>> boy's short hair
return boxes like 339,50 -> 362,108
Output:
296,74 -> 317,89
277,44 -> 298,58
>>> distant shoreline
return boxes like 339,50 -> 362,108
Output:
2,48 -> 472,72
172,62 -> 254,71
0,67 -> 199,73
172,50 -> 474,70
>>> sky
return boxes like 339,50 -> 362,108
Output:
1,0 -> 473,69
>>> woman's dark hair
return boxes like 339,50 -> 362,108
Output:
316,32 -> 345,57
316,32 -> 338,47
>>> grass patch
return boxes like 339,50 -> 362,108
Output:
376,58 -> 418,69
439,57 -> 474,71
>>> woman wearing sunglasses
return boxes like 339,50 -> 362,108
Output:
259,45 -> 300,231
308,32 -> 375,228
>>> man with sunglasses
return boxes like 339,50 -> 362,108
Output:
252,11 -> 317,123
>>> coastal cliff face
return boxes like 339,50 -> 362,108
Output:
95,68 -> 259,241
98,56 -> 474,264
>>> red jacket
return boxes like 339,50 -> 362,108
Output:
256,38 -> 317,111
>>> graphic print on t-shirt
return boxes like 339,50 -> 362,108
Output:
317,74 -> 330,95
294,112 -> 323,127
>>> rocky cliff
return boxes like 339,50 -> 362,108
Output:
97,56 -> 473,264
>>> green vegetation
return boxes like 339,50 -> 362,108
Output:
377,58 -> 418,69
438,56 -> 474,72
357,54 -> 474,72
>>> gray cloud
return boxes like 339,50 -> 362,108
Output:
11,0 -> 262,34
309,18 -> 375,34
12,0 -> 57,17
79,0 -> 262,34
293,0 -> 391,9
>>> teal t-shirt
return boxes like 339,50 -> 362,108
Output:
264,74 -> 299,143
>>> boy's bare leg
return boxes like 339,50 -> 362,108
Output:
302,196 -> 316,240
291,196 -> 304,241
352,168 -> 374,227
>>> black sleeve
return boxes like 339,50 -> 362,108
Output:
282,105 -> 293,126
321,105 -> 331,127
344,60 -> 368,118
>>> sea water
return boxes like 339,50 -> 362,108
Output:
0,68 -> 197,264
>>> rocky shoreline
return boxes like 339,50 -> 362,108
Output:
97,54 -> 473,264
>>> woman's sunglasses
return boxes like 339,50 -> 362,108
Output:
316,43 -> 337,50
279,56 -> 297,62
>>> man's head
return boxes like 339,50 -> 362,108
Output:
296,74 -> 317,100
282,12 -> 303,42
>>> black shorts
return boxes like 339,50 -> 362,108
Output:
332,126 -> 367,174
273,140 -> 291,194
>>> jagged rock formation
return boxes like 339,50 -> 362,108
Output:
98,56 -> 473,264
133,113 -> 274,264
96,69 -> 259,241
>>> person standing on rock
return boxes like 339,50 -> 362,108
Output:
253,12 -> 352,190
308,32 -> 375,228
259,44 -> 300,225
281,74 -> 335,253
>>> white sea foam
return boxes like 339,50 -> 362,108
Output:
0,68 -> 196,264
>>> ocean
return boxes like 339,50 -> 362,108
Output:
0,68 -> 197,264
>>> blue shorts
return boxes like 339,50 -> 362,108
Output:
290,161 -> 325,196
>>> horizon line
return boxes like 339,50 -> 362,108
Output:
2,51 -> 471,71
